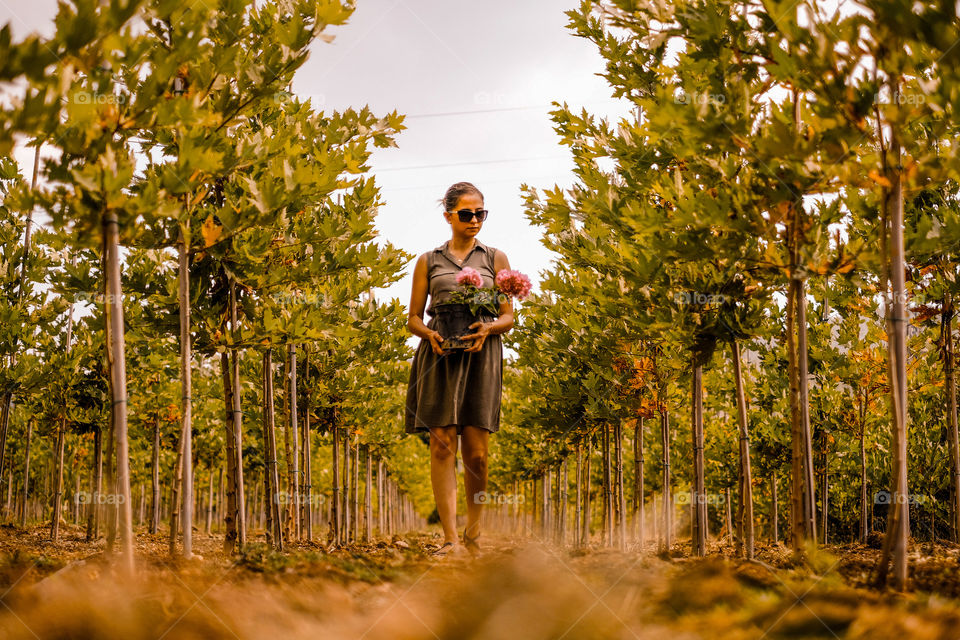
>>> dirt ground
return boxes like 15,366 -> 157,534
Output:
1,523 -> 960,639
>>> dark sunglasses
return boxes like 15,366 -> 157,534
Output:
450,208 -> 488,223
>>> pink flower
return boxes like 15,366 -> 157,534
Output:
495,269 -> 532,300
456,267 -> 483,288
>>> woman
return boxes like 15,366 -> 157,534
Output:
404,181 -> 514,557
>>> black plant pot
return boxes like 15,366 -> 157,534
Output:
432,303 -> 490,351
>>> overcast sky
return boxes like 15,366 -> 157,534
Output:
1,0 -> 630,337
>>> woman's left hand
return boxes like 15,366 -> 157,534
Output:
462,321 -> 492,353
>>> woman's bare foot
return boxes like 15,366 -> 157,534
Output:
431,541 -> 467,558
463,529 -> 481,557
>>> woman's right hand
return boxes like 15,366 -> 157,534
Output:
426,330 -> 446,355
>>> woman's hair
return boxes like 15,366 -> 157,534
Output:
439,182 -> 484,211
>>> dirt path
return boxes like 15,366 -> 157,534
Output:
1,524 -> 959,639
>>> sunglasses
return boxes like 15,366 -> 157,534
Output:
450,208 -> 488,223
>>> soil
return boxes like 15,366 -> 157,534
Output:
1,523 -> 959,639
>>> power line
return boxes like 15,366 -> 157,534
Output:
404,104 -> 556,119
403,100 -> 626,120
375,154 -> 569,172
385,173 -> 574,192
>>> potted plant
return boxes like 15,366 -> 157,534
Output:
433,267 -> 532,351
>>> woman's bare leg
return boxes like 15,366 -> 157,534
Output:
429,426 -> 459,544
461,426 -> 489,540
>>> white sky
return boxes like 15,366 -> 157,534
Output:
1,0 -> 630,343
292,0 -> 630,306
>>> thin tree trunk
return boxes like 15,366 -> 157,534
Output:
263,349 -> 283,549
169,423 -> 185,556
364,446 -> 372,541
104,383 -> 118,554
633,418 -> 644,549
876,88 -> 910,589
859,394 -> 868,543
151,413 -> 160,534
206,468 -> 214,535
532,475 -> 538,536
262,355 -> 273,545
513,479 -> 520,536
797,279 -> 817,541
614,420 -> 626,550
343,429 -> 351,542
138,482 -> 144,527
73,465 -> 80,525
177,222 -> 193,558
104,209 -> 134,573
601,423 -> 611,546
331,424 -> 341,545
217,465 -> 224,534
221,352 -> 238,551
574,444 -> 582,547
248,473 -> 259,536
229,281 -> 246,548
543,468 -> 551,540
582,437 -> 592,546
732,340 -> 755,558
384,473 -> 393,535
772,473 -> 779,544
786,274 -> 816,549
942,293 -> 960,543
377,456 -> 385,536
87,425 -> 103,541
286,343 -> 299,541
821,439 -> 829,545
50,414 -> 66,540
560,457 -> 568,546
661,408 -> 672,552
691,363 -> 707,556
0,396 -> 11,507
21,419 -> 32,528
352,433 -> 360,542
786,91 -> 817,553
301,345 -> 312,541
51,304 -> 74,541
652,493 -> 658,543
725,487 -> 733,542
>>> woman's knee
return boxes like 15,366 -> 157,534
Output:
462,448 -> 488,472
429,429 -> 458,461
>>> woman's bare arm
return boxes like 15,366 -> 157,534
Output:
407,253 -> 446,355
485,249 -> 515,336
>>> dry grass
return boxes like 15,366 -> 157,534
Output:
1,524 -> 959,639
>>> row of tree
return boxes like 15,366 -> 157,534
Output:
0,0 -> 430,567
490,0 -> 960,591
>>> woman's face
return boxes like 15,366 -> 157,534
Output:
445,192 -> 485,238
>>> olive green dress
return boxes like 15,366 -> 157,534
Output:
404,238 -> 503,434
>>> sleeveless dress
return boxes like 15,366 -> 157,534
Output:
404,238 -> 503,434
